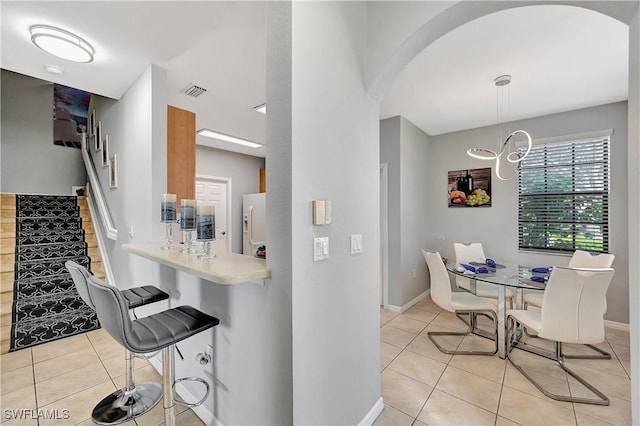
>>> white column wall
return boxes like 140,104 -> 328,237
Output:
266,2 -> 383,424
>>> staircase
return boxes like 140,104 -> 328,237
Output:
0,193 -> 105,353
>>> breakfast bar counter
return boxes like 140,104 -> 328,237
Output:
122,243 -> 271,285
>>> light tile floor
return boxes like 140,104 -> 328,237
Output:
374,296 -> 632,426
1,298 -> 632,426
0,328 -> 203,426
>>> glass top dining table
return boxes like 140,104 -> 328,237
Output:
446,262 -> 549,358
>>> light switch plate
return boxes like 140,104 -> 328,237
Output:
350,234 -> 362,255
314,237 -> 329,261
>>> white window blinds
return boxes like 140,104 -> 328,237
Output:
518,136 -> 610,253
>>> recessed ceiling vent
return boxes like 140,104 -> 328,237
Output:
181,83 -> 207,98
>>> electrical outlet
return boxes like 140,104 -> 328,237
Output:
197,344 -> 214,366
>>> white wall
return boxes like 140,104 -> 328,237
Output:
428,102 -> 629,324
380,116 -> 431,308
627,6 -> 639,424
380,117 -> 402,306
1,70 -> 86,194
266,2 -> 382,424
366,1 -> 640,99
366,1 -> 454,96
196,146 -> 265,254
89,65 -> 168,287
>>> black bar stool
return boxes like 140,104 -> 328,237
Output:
85,273 -> 219,426
66,261 -> 169,424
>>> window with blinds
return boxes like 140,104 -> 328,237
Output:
518,136 -> 610,253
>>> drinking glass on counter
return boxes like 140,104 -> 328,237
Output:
160,193 -> 177,249
196,201 -> 216,259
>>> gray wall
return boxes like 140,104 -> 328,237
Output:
380,116 -> 431,308
196,146 -> 265,254
1,70 -> 86,194
428,102 -> 629,324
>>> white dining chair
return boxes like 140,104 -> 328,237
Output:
506,266 -> 615,405
422,249 -> 498,355
523,250 -> 615,359
453,242 -> 514,307
523,250 -> 615,310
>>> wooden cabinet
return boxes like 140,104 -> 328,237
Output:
167,105 -> 195,208
259,167 -> 266,193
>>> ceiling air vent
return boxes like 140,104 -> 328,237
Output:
181,83 -> 207,98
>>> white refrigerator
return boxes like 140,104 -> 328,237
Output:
243,193 -> 266,256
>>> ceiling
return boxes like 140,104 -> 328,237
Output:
1,1 -> 267,157
1,2 -> 631,156
379,4 -> 629,136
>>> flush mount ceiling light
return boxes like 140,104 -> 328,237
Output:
253,103 -> 267,115
30,25 -> 95,63
197,129 -> 262,148
44,64 -> 64,75
467,75 -> 532,181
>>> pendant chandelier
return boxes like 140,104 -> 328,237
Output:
467,75 -> 532,181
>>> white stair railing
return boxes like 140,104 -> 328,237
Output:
81,134 -> 117,240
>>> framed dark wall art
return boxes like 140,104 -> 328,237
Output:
53,83 -> 91,149
447,168 -> 492,207
89,108 -> 96,137
102,134 -> 109,167
109,154 -> 118,189
94,120 -> 102,152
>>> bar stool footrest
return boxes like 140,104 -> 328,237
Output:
172,377 -> 210,408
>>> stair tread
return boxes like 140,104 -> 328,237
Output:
4,193 -> 103,353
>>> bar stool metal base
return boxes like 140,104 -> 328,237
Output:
91,382 -> 163,425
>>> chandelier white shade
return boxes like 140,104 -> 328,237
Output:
467,75 -> 532,180
30,25 -> 95,63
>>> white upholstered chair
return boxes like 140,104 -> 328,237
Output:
453,242 -> 514,306
523,250 -> 615,310
507,266 -> 615,405
523,250 -> 615,359
422,249 -> 498,355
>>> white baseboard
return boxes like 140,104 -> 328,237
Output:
148,356 -> 221,425
385,289 -> 430,313
359,396 -> 384,426
604,320 -> 630,332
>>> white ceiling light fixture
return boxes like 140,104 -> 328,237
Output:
467,75 -> 532,181
197,129 -> 262,148
253,103 -> 266,115
44,64 -> 64,75
30,25 -> 95,63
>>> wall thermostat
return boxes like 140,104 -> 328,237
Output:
312,200 -> 332,225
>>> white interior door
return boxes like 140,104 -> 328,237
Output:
195,175 -> 232,253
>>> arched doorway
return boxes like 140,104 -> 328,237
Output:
368,2 -> 639,423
